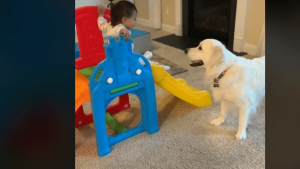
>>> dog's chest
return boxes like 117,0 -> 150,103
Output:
211,86 -> 239,102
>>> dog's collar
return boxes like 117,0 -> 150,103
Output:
213,68 -> 229,88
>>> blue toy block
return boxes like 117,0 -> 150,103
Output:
131,29 -> 149,38
88,35 -> 159,157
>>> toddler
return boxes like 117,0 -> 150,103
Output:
97,0 -> 170,70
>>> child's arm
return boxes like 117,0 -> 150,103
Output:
113,25 -> 131,40
97,16 -> 109,32
97,5 -> 109,32
97,5 -> 106,16
119,28 -> 131,40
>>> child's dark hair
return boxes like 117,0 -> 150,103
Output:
110,0 -> 137,27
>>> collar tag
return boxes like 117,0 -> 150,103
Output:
213,84 -> 219,88
213,68 -> 229,88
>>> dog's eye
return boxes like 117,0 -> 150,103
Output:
198,46 -> 202,50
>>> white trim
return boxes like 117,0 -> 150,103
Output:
233,0 -> 249,52
256,24 -> 265,57
175,0 -> 183,36
136,18 -> 152,28
162,24 -> 176,34
149,0 -> 154,28
244,43 -> 257,56
152,0 -> 161,28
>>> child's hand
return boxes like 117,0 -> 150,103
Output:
97,5 -> 106,16
119,29 -> 131,40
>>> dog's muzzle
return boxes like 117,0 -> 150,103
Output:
190,60 -> 204,67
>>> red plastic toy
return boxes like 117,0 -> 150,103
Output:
75,6 -> 131,128
75,96 -> 131,128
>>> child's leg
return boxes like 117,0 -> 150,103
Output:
133,44 -> 146,66
162,65 -> 170,70
133,44 -> 169,70
143,51 -> 153,59
148,60 -> 170,70
132,43 -> 147,66
138,51 -> 152,66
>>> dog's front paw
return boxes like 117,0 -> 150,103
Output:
210,118 -> 224,126
235,131 -> 247,140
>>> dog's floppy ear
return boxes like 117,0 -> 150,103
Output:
211,45 -> 224,63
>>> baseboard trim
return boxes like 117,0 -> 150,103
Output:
162,24 -> 175,34
136,18 -> 152,28
244,43 -> 257,56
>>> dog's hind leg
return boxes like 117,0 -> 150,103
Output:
235,105 -> 251,140
210,101 -> 229,126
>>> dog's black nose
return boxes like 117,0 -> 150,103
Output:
184,48 -> 189,54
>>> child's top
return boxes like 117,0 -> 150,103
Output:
98,16 -> 131,43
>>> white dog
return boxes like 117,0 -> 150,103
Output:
184,39 -> 265,140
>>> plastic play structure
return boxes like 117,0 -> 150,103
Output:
75,6 -> 212,157
75,69 -> 127,133
75,69 -> 91,127
75,6 -> 131,128
90,35 -> 159,156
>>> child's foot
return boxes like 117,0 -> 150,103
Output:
143,51 -> 153,59
162,65 -> 170,70
149,60 -> 170,70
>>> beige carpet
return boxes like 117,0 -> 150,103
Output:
75,64 -> 265,169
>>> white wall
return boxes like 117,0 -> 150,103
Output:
75,0 -> 113,8
134,0 -> 149,19
161,0 -> 175,33
243,0 -> 265,56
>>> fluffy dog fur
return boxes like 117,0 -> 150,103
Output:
185,39 -> 265,140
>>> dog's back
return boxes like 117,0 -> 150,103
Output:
253,56 -> 265,69
252,56 -> 265,82
241,56 -> 265,111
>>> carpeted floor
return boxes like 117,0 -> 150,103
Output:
75,25 -> 265,169
150,54 -> 188,76
75,63 -> 265,169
